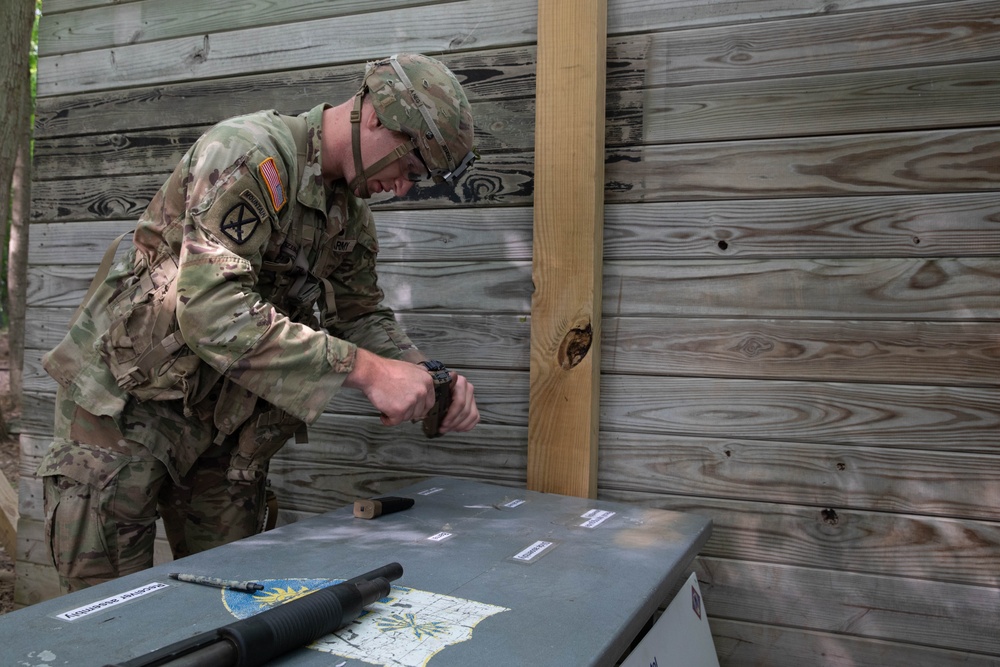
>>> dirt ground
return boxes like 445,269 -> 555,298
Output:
0,331 -> 21,615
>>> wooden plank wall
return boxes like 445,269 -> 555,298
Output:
17,0 -> 1000,664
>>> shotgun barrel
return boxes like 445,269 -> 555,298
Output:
107,562 -> 402,667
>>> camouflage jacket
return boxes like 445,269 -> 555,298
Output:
42,103 -> 419,476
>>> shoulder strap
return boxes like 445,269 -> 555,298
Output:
278,114 -> 308,172
69,230 -> 133,328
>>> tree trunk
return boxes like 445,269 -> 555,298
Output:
0,0 -> 35,412
8,122 -> 31,409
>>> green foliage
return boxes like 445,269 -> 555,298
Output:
31,2 -> 40,94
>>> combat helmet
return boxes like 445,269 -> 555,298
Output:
349,54 -> 476,197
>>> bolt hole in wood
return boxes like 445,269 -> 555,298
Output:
717,240 -> 729,251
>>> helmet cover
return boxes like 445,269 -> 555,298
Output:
362,54 -> 476,184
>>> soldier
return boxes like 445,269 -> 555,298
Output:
39,54 -> 481,593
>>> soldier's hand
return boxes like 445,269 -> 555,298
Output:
344,349 -> 436,426
439,373 -> 480,434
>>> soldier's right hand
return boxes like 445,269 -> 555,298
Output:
344,349 -> 437,426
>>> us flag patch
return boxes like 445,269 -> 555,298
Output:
259,157 -> 287,212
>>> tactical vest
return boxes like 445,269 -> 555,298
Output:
55,112 -> 359,482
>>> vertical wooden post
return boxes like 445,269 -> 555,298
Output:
0,470 -> 18,559
527,0 -> 607,497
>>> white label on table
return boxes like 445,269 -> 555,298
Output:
511,540 -> 557,563
418,487 -> 445,496
55,582 -> 169,621
580,509 -> 616,528
427,531 -> 454,542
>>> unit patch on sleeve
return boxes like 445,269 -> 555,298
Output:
220,202 -> 262,245
259,157 -> 287,212
240,188 -> 270,223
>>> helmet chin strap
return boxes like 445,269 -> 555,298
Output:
348,90 -> 416,197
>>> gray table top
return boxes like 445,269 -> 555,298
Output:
1,476 -> 711,667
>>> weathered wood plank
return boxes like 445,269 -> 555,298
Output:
527,0 -> 606,498
710,618 -> 1000,667
27,190 -> 1000,265
25,310 -> 998,406
148,415 -> 1000,541
32,45 -> 558,138
602,317 -> 1000,387
40,0 -> 120,16
32,255 -> 1000,323
25,256 -> 998,348
34,52 -> 999,183
600,375 -> 999,452
32,128 -> 1000,221
30,152 -> 534,222
39,0 -> 928,56
606,128 -> 1000,202
17,392 -> 54,440
35,63 -> 1000,187
22,346 -> 529,424
642,61 -> 1000,144
606,0 -> 939,34
26,261 -> 534,311
16,436 -> 48,521
14,510 -> 47,567
38,0 -> 437,55
33,369 -> 991,472
0,471 -> 18,560
13,557 -> 61,609
599,432 -> 1000,520
33,127 -> 208,181
599,489 -> 1000,588
277,416 -> 527,482
27,261 -> 531,314
33,94 -> 536,176
36,0 -> 540,96
27,208 -> 533,265
638,0 -> 1000,88
604,258 -> 1000,320
279,368 -> 529,425
26,307 -> 533,371
695,557 -> 1000,655
36,0 -> 1000,97
604,193 -> 1000,259
25,325 -> 998,444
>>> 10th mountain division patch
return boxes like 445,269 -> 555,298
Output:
222,578 -> 509,666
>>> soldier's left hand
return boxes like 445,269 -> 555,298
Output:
439,373 -> 480,433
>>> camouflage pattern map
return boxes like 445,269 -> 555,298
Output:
223,579 -> 509,666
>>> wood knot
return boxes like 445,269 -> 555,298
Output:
736,336 -> 774,358
558,322 -> 593,369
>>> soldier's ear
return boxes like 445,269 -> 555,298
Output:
364,99 -> 382,130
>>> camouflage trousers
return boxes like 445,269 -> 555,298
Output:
40,396 -> 268,594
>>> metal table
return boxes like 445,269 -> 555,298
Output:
1,477 -> 711,666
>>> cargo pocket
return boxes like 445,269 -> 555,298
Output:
39,440 -> 136,585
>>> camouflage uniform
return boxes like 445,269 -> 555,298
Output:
39,102 -> 422,592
